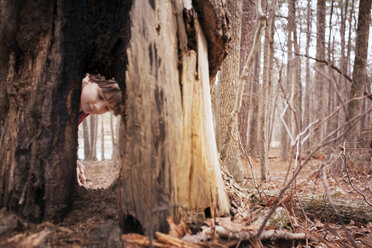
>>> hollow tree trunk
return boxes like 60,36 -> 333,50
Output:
0,0 -> 233,233
119,0 -> 231,235
0,0 -> 132,222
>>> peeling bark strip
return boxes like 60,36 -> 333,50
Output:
0,0 -> 131,222
192,0 -> 230,81
119,0 -> 229,235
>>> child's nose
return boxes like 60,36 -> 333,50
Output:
96,101 -> 106,112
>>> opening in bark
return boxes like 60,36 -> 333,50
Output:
78,112 -> 121,189
121,215 -> 144,234
204,207 -> 212,218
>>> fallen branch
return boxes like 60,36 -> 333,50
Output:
122,233 -> 203,248
204,226 -> 308,241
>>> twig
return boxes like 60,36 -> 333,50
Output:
255,107 -> 372,238
321,165 -> 359,248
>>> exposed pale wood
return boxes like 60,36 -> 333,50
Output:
119,0 -> 229,235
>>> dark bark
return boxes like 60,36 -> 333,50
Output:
0,0 -> 131,222
193,0 -> 230,82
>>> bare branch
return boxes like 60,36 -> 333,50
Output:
255,107 -> 372,238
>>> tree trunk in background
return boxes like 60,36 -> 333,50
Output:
312,0 -> 326,148
82,119 -> 92,160
259,0 -> 277,181
0,0 -> 132,222
90,115 -> 98,161
214,0 -> 244,182
346,0 -> 355,81
280,0 -> 294,160
337,0 -> 348,141
101,115 -> 104,160
119,0 -> 231,235
238,0 -> 256,152
248,51 -> 261,157
303,0 -> 312,152
292,0 -> 302,135
110,114 -> 116,159
345,0 -> 371,145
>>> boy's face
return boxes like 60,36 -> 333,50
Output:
80,76 -> 112,115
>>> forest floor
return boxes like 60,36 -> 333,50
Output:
0,149 -> 371,247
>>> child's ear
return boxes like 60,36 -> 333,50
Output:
82,74 -> 90,85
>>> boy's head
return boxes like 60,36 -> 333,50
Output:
80,73 -> 122,116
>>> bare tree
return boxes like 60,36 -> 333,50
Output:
259,0 -> 277,181
303,0 -> 312,151
82,119 -> 91,160
312,0 -> 326,148
89,115 -> 98,161
239,0 -> 256,152
345,0 -> 371,144
101,114 -> 105,160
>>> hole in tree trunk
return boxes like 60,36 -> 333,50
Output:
78,112 -> 121,189
204,207 -> 211,218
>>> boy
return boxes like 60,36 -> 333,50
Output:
77,74 -> 122,186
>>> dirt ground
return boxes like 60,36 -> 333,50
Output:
0,149 -> 371,247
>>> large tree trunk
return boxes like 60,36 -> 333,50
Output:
118,1 -> 231,235
345,0 -> 371,144
213,0 -> 244,182
0,0 -> 233,234
0,0 -> 131,222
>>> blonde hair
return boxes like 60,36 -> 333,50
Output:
87,74 -> 123,116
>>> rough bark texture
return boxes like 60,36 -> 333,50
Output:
248,51 -> 261,157
0,0 -> 131,222
259,0 -> 276,181
213,0 -> 244,182
119,1 -> 230,235
192,0 -> 230,82
238,0 -> 256,152
345,0 -> 371,144
296,195 -> 372,224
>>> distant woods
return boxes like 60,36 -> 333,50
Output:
216,0 -> 371,181
79,113 -> 120,162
